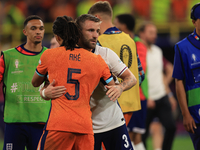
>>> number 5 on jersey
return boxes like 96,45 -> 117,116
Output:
65,68 -> 81,100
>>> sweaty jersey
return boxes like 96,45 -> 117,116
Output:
90,45 -> 127,133
36,46 -> 113,134
98,27 -> 141,112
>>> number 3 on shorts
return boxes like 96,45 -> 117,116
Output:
65,68 -> 81,100
122,134 -> 130,148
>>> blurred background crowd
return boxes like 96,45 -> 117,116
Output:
0,0 -> 199,56
0,0 -> 198,149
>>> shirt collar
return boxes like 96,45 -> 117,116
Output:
192,29 -> 200,41
188,29 -> 200,49
16,43 -> 42,55
103,27 -> 122,34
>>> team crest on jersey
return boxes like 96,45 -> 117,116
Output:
39,59 -> 41,65
118,59 -> 122,63
120,44 -> 132,68
191,53 -> 200,65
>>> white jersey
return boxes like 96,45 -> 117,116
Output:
90,45 -> 127,133
147,44 -> 166,100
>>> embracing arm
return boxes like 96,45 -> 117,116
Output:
118,68 -> 137,91
106,69 -> 137,101
40,79 -> 66,100
175,79 -> 196,133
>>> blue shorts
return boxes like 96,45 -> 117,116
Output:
127,100 -> 147,134
3,123 -> 45,150
189,124 -> 200,150
94,124 -> 134,150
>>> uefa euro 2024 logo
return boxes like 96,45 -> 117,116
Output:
15,59 -> 19,69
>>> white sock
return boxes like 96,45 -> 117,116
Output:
134,142 -> 146,150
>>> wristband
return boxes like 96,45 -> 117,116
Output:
42,89 -> 47,98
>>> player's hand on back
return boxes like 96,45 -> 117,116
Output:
44,79 -> 66,99
105,84 -> 123,101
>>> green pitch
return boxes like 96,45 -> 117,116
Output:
146,135 -> 193,150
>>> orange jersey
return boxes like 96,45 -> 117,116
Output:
36,47 -> 113,134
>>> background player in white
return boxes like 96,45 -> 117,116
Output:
139,22 -> 176,150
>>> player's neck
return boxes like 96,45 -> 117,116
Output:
196,28 -> 200,37
24,41 -> 42,52
140,39 -> 151,49
100,20 -> 114,34
129,32 -> 134,39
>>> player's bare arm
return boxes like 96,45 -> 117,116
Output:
106,69 -> 137,101
32,72 -> 45,87
175,79 -> 196,133
119,69 -> 137,91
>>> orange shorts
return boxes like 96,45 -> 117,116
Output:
37,130 -> 94,150
124,112 -> 133,126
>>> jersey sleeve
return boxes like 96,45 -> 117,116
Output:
35,51 -> 48,77
0,55 -> 5,82
98,55 -> 113,84
106,48 -> 127,77
172,44 -> 184,80
137,53 -> 145,85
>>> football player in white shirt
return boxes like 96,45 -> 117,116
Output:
41,14 -> 137,150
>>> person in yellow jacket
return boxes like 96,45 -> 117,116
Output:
88,1 -> 141,124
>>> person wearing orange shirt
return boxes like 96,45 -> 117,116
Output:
41,14 -> 137,150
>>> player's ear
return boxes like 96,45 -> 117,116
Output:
55,35 -> 63,45
55,35 -> 59,42
192,19 -> 196,26
95,14 -> 101,20
23,29 -> 27,36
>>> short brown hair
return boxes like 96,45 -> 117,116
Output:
88,1 -> 112,17
138,22 -> 155,34
75,14 -> 101,30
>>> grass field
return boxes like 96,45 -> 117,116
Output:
0,134 -> 194,150
146,135 -> 193,150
